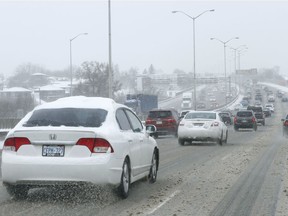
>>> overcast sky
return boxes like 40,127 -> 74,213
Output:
1,0 -> 288,78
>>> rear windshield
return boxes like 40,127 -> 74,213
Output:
23,108 -> 107,127
148,111 -> 172,118
185,112 -> 216,120
237,111 -> 252,117
219,113 -> 229,117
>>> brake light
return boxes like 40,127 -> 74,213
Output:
167,118 -> 176,124
146,119 -> 153,124
252,117 -> 256,123
4,137 -> 31,151
76,138 -> 114,153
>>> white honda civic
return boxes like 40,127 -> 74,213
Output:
177,111 -> 228,145
1,96 -> 159,199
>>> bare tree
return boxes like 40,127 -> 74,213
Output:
74,61 -> 121,97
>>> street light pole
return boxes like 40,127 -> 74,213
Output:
172,9 -> 214,111
108,0 -> 113,99
210,37 -> 239,106
230,45 -> 247,73
69,32 -> 88,96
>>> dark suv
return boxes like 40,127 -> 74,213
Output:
145,108 -> 179,138
234,110 -> 257,131
247,106 -> 265,126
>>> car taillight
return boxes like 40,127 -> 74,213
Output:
252,117 -> 256,123
146,119 -> 153,124
4,137 -> 31,152
76,138 -> 114,153
167,118 -> 176,124
284,121 -> 288,127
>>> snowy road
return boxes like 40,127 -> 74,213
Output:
0,91 -> 287,216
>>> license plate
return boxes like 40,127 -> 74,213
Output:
156,121 -> 162,124
42,145 -> 65,157
242,120 -> 247,123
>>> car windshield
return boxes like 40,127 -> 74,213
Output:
237,111 -> 252,117
148,111 -> 172,118
185,112 -> 216,120
23,108 -> 107,127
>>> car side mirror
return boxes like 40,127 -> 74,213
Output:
146,124 -> 157,135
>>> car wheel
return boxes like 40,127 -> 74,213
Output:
254,125 -> 257,131
217,132 -> 223,145
178,138 -> 185,146
118,158 -> 130,199
148,150 -> 158,183
223,131 -> 228,144
174,131 -> 178,138
5,184 -> 29,200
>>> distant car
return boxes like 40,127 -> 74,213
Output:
234,110 -> 257,131
265,103 -> 274,113
210,102 -> 219,109
209,96 -> 216,102
268,95 -> 275,102
179,109 -> 194,120
240,99 -> 249,107
177,111 -> 228,146
1,96 -> 159,199
282,95 -> 288,102
219,111 -> 233,125
196,102 -> 206,109
247,106 -> 265,126
263,108 -> 272,117
145,108 -> 180,138
254,100 -> 262,106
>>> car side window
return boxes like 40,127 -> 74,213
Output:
116,109 -> 131,130
125,109 -> 143,133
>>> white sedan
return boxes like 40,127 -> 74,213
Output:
177,111 -> 228,145
1,96 -> 159,199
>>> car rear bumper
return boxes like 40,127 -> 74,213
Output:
234,123 -> 254,128
1,152 -> 123,186
178,128 -> 220,141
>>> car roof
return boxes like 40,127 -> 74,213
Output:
34,96 -> 124,111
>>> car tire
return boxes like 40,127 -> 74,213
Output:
217,132 -> 223,146
118,158 -> 130,199
5,184 -> 29,200
223,131 -> 228,144
148,150 -> 158,183
254,125 -> 257,131
178,138 -> 185,146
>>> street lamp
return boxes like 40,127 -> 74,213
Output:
237,47 -> 248,71
69,32 -> 88,96
210,37 -> 239,106
230,45 -> 247,73
172,9 -> 214,111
